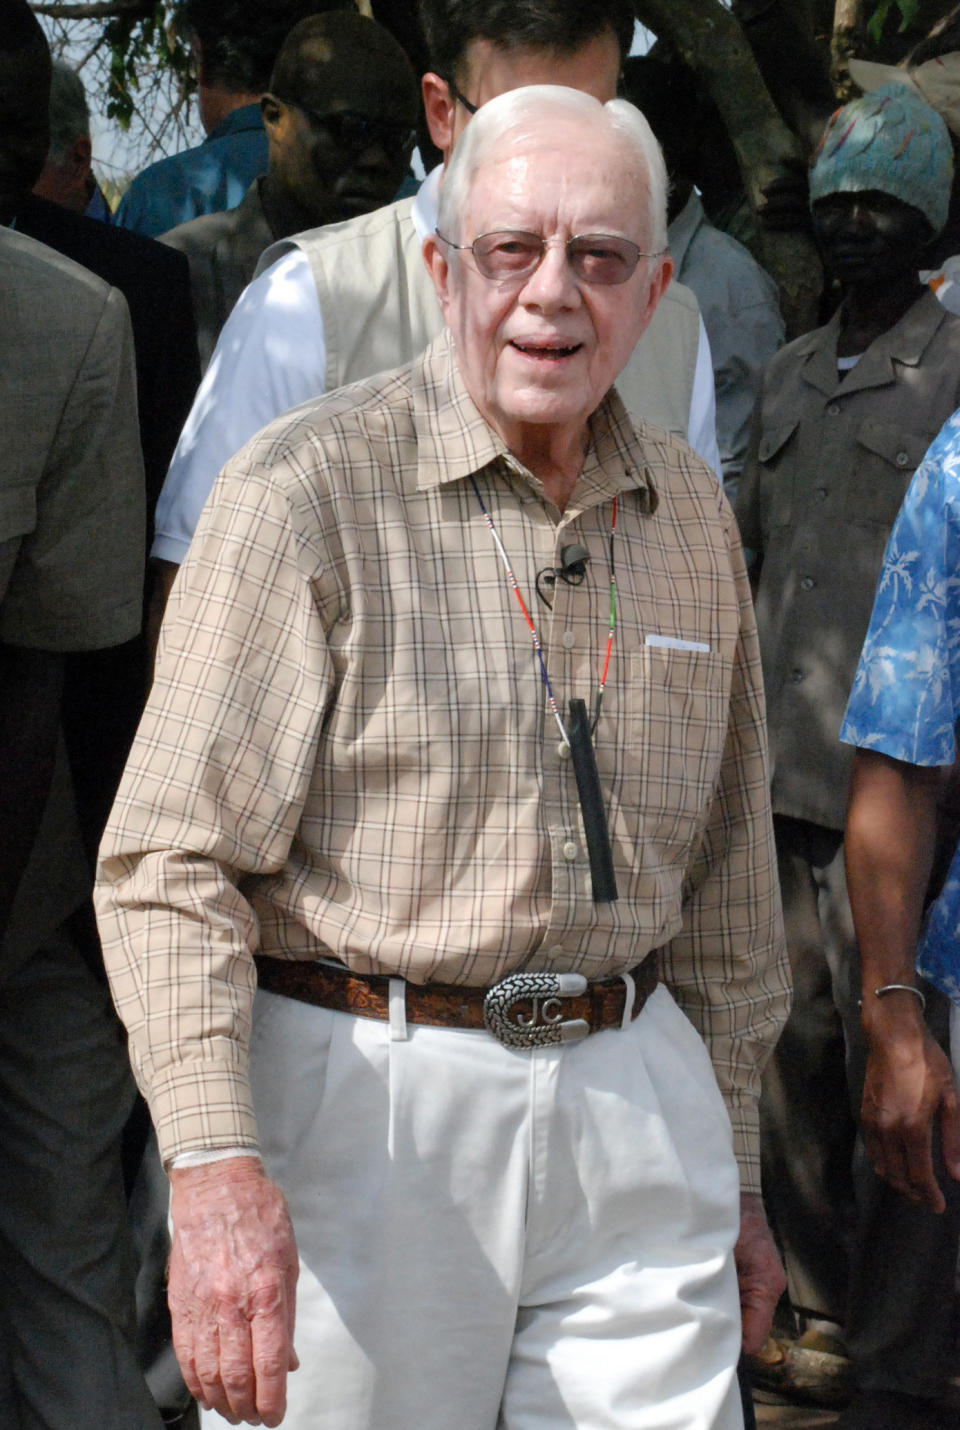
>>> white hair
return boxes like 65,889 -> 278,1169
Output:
48,60 -> 90,157
436,84 -> 669,255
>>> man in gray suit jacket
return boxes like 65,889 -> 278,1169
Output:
0,7 -> 160,1423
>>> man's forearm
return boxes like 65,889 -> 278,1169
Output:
845,748 -> 940,1014
845,748 -> 960,1209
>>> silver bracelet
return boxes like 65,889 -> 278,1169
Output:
872,982 -> 927,1012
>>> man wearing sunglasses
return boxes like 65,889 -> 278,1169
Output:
161,12 -> 418,371
98,85 -> 788,1430
148,0 -> 722,619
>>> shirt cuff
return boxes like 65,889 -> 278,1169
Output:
170,1147 -> 263,1169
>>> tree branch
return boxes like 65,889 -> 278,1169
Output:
636,0 -> 823,335
31,0 -> 152,18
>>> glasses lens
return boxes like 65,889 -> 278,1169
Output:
472,231 -> 544,279
567,235 -> 641,285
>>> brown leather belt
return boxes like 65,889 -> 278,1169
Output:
254,951 -> 658,1050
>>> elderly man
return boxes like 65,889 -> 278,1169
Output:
97,87 -> 789,1430
31,60 -> 111,220
162,12 -> 419,370
148,0 -> 719,614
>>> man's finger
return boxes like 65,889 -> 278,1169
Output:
192,1317 -> 241,1424
249,1282 -> 296,1427
218,1305 -> 258,1423
901,1114 -> 945,1212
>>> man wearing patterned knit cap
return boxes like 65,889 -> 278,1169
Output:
737,85 -> 960,1428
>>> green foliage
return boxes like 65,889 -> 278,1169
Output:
867,0 -> 921,45
102,1 -> 191,129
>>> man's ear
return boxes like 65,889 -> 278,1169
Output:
637,253 -> 674,336
71,135 -> 92,178
261,93 -> 282,135
423,233 -> 451,318
422,72 -> 455,154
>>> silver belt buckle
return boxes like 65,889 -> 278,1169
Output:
483,971 -> 590,1049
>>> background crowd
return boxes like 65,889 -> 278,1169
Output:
2,0 -> 960,1426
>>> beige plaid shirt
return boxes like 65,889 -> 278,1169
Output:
96,330 -> 788,1188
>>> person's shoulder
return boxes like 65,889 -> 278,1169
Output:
119,146 -> 197,208
228,357 -> 416,478
686,219 -> 778,292
657,277 -> 700,318
285,195 -> 416,258
756,319 -> 828,380
1,225 -> 114,312
160,204 -> 239,256
631,415 -> 725,511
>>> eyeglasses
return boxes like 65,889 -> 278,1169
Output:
271,97 -> 417,156
445,77 -> 478,115
435,229 -> 659,285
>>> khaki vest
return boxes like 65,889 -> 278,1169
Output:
268,196 -> 701,438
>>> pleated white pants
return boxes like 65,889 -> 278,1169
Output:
203,982 -> 744,1429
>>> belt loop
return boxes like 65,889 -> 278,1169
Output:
388,977 -> 408,1041
620,970 -> 636,1030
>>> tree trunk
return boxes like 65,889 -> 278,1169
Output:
636,0 -> 823,337
832,0 -> 866,98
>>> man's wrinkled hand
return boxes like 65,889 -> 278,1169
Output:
735,1192 -> 785,1355
168,1158 -> 299,1427
862,1017 -> 960,1214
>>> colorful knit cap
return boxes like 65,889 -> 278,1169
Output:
809,82 -> 953,235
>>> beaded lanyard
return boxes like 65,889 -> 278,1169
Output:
469,473 -> 619,902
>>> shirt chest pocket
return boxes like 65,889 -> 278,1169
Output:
756,419 -> 799,535
842,419 -> 931,527
627,644 -> 733,860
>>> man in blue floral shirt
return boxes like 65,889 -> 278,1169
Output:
841,412 -> 960,1426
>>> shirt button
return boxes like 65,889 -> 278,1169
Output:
895,451 -> 911,467
790,668 -> 804,683
800,576 -> 815,590
814,487 -> 827,501
561,631 -> 576,649
562,841 -> 578,861
827,402 -> 841,416
558,741 -> 571,759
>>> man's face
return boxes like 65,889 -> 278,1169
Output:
426,117 -> 671,456
0,48 -> 50,224
424,33 -> 622,162
811,189 -> 934,287
266,53 -> 417,226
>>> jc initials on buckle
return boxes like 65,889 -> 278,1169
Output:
482,972 -> 590,1049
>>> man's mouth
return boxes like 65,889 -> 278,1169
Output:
510,341 -> 583,360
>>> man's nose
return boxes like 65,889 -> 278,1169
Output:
520,241 -> 579,307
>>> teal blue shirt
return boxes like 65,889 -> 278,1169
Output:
115,104 -> 268,239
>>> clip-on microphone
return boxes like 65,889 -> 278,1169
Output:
536,544 -> 591,606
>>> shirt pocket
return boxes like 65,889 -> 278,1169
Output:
627,643 -> 733,861
755,419 -> 799,534
842,419 -> 930,527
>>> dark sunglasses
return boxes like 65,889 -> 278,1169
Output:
271,97 -> 417,156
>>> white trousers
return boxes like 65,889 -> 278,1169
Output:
203,983 -> 744,1430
